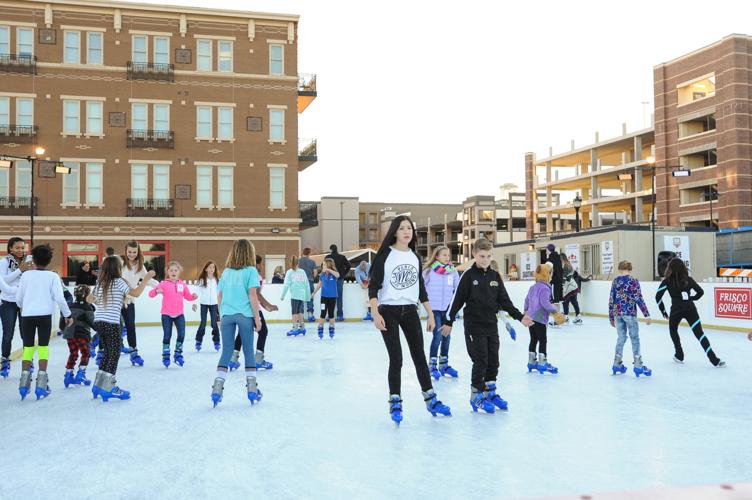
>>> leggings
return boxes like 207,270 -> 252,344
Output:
20,315 -> 52,361
378,304 -> 433,395
66,337 -> 91,369
95,321 -> 122,375
234,311 -> 268,352
528,322 -> 548,355
562,295 -> 580,315
122,303 -> 137,350
1,300 -> 22,359
668,307 -> 721,365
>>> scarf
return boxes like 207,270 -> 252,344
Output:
431,261 -> 456,275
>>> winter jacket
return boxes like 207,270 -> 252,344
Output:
61,301 -> 96,341
524,281 -> 558,325
444,263 -> 524,335
423,267 -> 459,312
609,275 -> 650,322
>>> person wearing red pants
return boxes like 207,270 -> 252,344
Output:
62,284 -> 96,387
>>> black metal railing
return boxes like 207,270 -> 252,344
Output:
299,201 -> 318,227
126,61 -> 174,82
127,129 -> 175,149
0,125 -> 38,143
298,73 -> 317,94
0,196 -> 37,215
126,198 -> 174,217
298,138 -> 317,165
0,53 -> 37,74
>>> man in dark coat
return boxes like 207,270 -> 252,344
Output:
546,243 -> 564,304
326,244 -> 351,321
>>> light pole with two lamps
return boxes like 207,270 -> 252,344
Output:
573,194 -> 582,232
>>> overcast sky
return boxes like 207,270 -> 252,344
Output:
144,0 -> 752,203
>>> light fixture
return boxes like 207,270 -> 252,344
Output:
34,146 -> 46,156
617,173 -> 633,181
573,194 -> 582,209
645,156 -> 656,165
0,159 -> 13,169
271,227 -> 280,233
672,169 -> 691,177
55,162 -> 71,174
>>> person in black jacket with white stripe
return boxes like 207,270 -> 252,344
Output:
369,215 -> 451,425
442,238 -> 533,413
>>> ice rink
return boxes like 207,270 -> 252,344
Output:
1,316 -> 750,500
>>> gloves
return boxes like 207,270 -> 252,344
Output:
505,322 -> 516,341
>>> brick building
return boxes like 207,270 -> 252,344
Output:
0,0 -> 316,280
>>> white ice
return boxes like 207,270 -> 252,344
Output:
1,317 -> 751,500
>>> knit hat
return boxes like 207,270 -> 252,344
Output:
546,243 -> 556,252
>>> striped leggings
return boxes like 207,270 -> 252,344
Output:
668,307 -> 721,365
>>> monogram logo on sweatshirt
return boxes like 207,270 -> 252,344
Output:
390,264 -> 418,290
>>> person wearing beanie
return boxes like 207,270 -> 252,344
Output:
546,244 -> 564,309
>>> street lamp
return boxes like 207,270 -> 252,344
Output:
573,194 -> 582,232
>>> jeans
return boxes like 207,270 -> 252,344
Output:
219,314 -> 254,369
614,315 -> 640,358
336,279 -> 344,317
429,309 -> 450,358
195,304 -> 220,344
161,314 -> 186,351
378,304 -> 433,394
1,300 -> 22,359
122,303 -> 137,350
306,281 -> 315,314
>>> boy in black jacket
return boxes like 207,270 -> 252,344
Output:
62,284 -> 96,387
442,239 -> 532,413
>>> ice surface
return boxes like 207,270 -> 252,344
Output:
1,317 -> 750,500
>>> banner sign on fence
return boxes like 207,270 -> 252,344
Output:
714,287 -> 752,319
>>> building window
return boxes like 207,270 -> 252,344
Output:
153,104 -> 169,131
218,40 -> 233,72
680,148 -> 717,170
678,113 -> 716,139
85,162 -> 103,205
197,39 -> 212,71
678,74 -> 715,106
269,109 -> 284,142
62,161 -> 80,205
131,164 -> 147,199
63,241 -> 101,278
153,36 -> 169,65
269,43 -> 283,76
152,165 -> 169,200
86,101 -> 103,135
196,166 -> 212,207
17,27 -> 33,57
132,103 -> 148,130
87,32 -> 103,65
0,97 -> 7,127
196,106 -> 212,138
64,31 -> 80,64
140,241 -> 168,280
269,166 -> 285,208
63,100 -> 80,134
132,35 -> 147,63
16,98 -> 33,127
15,160 -> 31,198
217,166 -> 233,207
217,106 -> 233,140
0,26 -> 9,55
0,168 -> 8,198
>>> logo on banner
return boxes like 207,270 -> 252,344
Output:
714,288 -> 752,319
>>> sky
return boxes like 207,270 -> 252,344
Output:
141,0 -> 752,203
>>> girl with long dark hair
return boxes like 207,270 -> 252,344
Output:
656,259 -> 725,367
194,261 -> 221,352
121,240 -> 157,366
368,215 -> 451,425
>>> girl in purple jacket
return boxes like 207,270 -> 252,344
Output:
524,263 -> 559,374
423,246 -> 460,379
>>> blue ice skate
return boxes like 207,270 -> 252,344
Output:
64,370 -> 76,388
307,314 -> 316,323
246,376 -> 262,405
75,368 -> 91,386
130,350 -> 144,367
101,386 -> 130,402
328,326 -> 335,339
121,325 -> 127,337
173,351 -> 184,367
438,356 -> 458,378
162,350 -> 171,368
211,377 -> 224,407
389,395 -> 403,425
195,341 -> 202,352
317,326 -> 324,339
429,358 -> 441,380
35,372 -> 51,400
634,365 -> 652,377
423,389 -> 451,417
95,349 -> 104,367
214,342 -> 221,352
485,382 -> 508,411
228,350 -> 240,371
0,357 -> 10,378
536,355 -> 558,374
470,388 -> 495,414
19,370 -> 31,400
363,312 -> 373,321
120,344 -> 130,354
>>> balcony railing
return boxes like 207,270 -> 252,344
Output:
0,196 -> 37,215
299,201 -> 318,227
0,53 -> 37,74
298,138 -> 318,170
126,61 -> 174,82
126,198 -> 175,217
127,129 -> 175,149
297,73 -> 317,113
0,125 -> 38,144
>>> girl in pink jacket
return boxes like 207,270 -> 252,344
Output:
149,261 -> 198,368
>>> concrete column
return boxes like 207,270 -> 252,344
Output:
524,152 -> 536,239
546,161 -> 553,232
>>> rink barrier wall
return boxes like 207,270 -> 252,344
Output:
9,280 -> 750,361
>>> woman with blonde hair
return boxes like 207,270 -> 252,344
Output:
211,239 -> 263,407
422,245 -> 460,379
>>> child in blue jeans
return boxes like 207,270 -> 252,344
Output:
608,260 -> 652,377
422,245 -> 459,379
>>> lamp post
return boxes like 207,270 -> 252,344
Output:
573,194 -> 582,232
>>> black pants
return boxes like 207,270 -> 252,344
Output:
562,295 -> 580,315
528,322 -> 548,355
551,280 -> 563,303
95,321 -> 122,375
195,304 -> 220,344
234,311 -> 268,352
668,307 -> 720,365
378,304 -> 433,395
465,331 -> 500,391
122,303 -> 137,350
1,300 -> 22,358
20,315 -> 52,349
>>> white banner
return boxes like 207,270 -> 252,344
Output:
564,244 -> 580,272
664,235 -> 691,270
520,252 -> 537,280
601,240 -> 614,275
